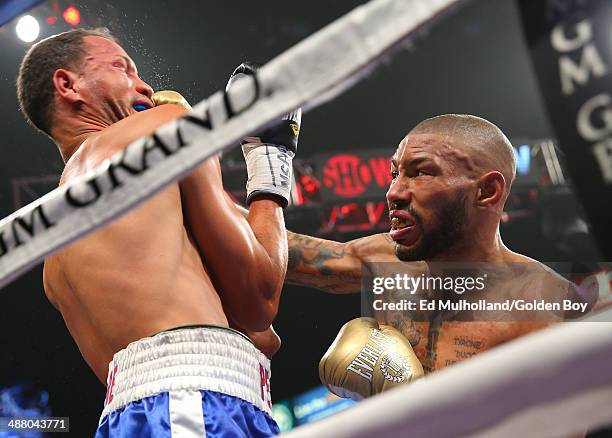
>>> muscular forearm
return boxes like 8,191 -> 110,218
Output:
286,231 -> 362,294
235,201 -> 287,271
237,204 -> 361,293
245,195 -> 288,301
238,203 -> 394,294
180,161 -> 285,331
237,204 -> 359,293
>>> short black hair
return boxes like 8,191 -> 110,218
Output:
17,27 -> 117,137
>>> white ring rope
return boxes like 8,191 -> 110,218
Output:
283,307 -> 612,438
0,0 -> 464,289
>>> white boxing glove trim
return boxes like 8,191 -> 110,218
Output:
242,143 -> 294,206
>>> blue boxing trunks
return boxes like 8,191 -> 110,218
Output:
95,326 -> 278,437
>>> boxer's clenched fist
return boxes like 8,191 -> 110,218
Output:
319,317 -> 424,400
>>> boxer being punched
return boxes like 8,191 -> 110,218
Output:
287,114 -> 592,398
17,28 -> 298,436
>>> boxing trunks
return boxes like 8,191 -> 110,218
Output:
95,325 -> 279,437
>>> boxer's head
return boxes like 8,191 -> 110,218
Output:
17,28 -> 153,139
387,114 -> 515,261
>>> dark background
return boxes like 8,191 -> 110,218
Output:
0,0 -> 606,436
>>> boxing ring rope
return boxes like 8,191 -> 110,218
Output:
0,0 -> 464,289
284,307 -> 612,438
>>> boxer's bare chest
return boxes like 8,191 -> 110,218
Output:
406,320 -> 549,372
368,261 -> 564,371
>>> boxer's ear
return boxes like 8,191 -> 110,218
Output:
53,69 -> 83,104
476,171 -> 505,208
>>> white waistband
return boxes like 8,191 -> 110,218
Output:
100,326 -> 272,420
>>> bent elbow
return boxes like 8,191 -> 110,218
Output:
235,300 -> 277,332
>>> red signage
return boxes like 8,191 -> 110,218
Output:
318,151 -> 392,200
322,200 -> 389,233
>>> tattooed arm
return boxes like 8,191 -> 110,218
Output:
232,202 -> 395,293
286,231 -> 395,294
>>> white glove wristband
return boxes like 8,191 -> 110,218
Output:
242,142 -> 294,207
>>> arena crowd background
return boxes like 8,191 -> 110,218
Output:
0,0 -> 610,436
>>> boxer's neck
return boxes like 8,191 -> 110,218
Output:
52,110 -> 111,163
427,225 -> 511,263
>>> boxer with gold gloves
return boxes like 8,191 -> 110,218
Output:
19,27 -> 295,436
286,114 -> 588,398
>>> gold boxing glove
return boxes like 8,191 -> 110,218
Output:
151,90 -> 192,110
319,317 -> 424,401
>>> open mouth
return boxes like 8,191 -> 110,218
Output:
390,216 -> 414,231
389,216 -> 419,244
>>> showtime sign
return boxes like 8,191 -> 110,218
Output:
318,152 -> 392,200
